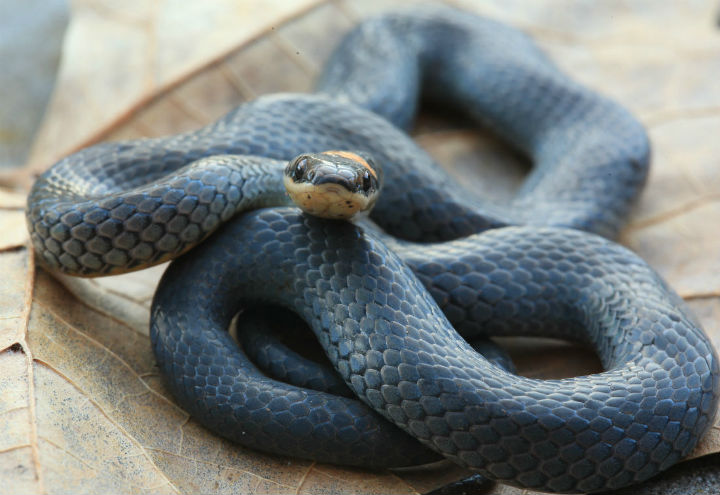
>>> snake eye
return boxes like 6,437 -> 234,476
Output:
293,158 -> 307,181
362,170 -> 372,192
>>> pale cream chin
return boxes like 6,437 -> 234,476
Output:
284,176 -> 370,220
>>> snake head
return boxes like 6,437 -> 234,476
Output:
283,150 -> 383,219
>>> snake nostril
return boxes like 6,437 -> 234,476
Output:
362,170 -> 372,192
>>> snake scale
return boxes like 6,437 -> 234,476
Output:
25,5 -> 719,494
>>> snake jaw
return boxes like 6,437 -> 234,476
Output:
283,151 -> 382,219
283,174 -> 374,219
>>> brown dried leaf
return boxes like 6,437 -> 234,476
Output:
0,187 -> 30,251
3,0 -> 720,493
25,0 -> 325,179
0,212 -> 28,253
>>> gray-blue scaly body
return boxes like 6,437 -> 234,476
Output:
25,5 -> 718,493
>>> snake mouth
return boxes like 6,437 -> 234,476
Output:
283,150 -> 382,219
284,176 -> 372,219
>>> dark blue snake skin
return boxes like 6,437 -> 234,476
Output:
27,8 -> 651,276
236,306 -> 516,399
152,208 -> 718,493
25,4 -> 719,494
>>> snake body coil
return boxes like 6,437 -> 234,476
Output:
26,5 -> 719,494
28,8 -> 650,276
153,208 -> 718,493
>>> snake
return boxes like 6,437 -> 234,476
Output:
24,5 -> 719,494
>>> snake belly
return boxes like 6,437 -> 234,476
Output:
152,208 -> 719,493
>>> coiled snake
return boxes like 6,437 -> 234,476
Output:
25,6 -> 719,494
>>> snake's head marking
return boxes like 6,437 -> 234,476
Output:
283,150 -> 382,219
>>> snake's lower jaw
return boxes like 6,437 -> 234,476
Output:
284,176 -> 370,219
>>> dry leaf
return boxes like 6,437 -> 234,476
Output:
0,188 -> 28,251
2,0 -> 720,493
